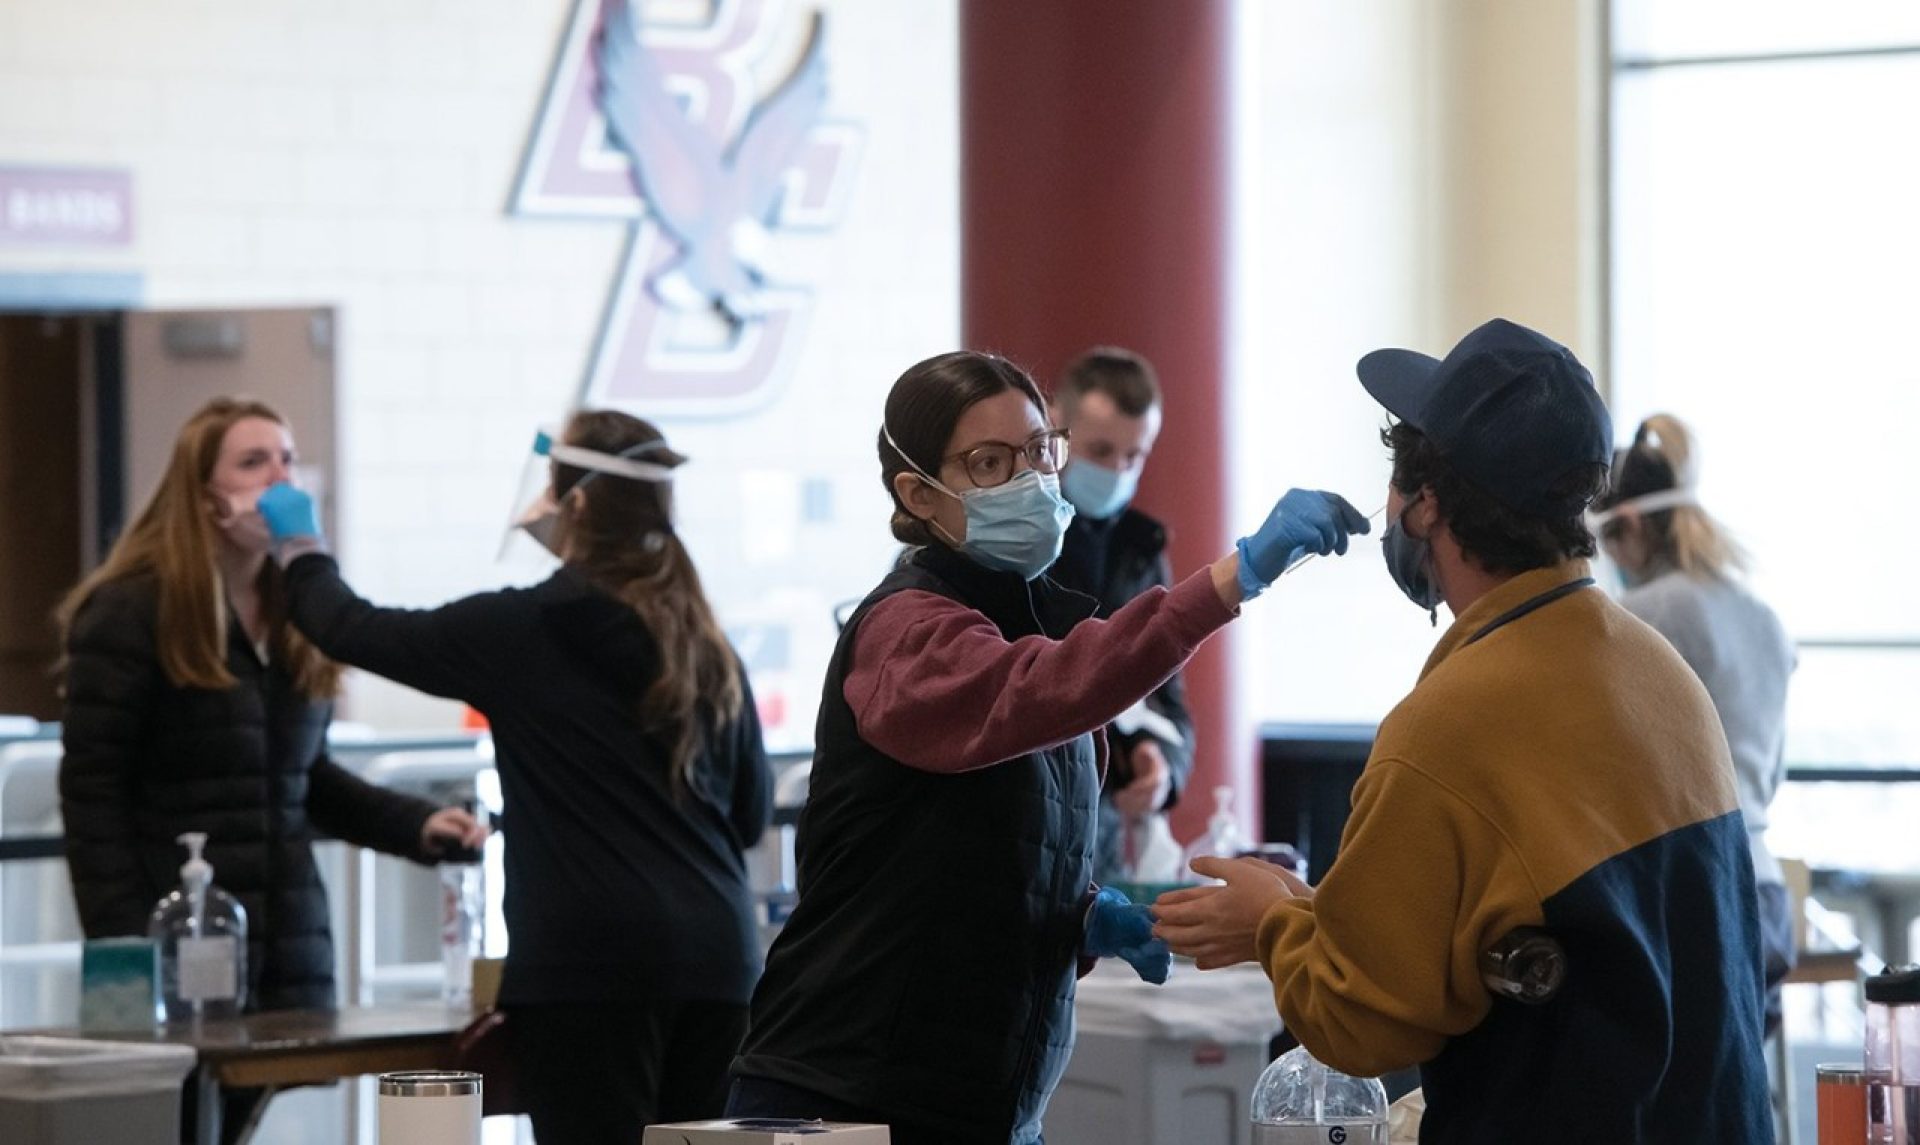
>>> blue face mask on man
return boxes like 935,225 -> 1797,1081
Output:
884,424 -> 1076,581
1059,460 -> 1139,521
1382,495 -> 1443,623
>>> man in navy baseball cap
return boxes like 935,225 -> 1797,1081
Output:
1357,317 -> 1612,519
1154,318 -> 1773,1143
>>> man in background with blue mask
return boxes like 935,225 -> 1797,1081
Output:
1154,319 -> 1772,1143
1047,347 -> 1194,884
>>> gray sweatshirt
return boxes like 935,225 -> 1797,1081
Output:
1620,566 -> 1795,885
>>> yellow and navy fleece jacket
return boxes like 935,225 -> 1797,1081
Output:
1256,561 -> 1771,1143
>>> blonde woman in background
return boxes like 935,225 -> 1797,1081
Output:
1590,413 -> 1797,1032
58,397 -> 482,1142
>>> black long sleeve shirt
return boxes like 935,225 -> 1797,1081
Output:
283,554 -> 772,1005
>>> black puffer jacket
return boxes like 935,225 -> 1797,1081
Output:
60,573 -> 440,1011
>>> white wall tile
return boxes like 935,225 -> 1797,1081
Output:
345,217 -> 433,277
142,211 -> 256,272
161,147 -> 303,210
426,216 -> 515,275
256,216 -> 352,273
186,14 -> 304,80
379,20 -> 473,86
0,70 -> 71,137
385,152 -> 475,212
163,77 -> 269,142
296,149 -> 392,210
62,73 -> 164,139
384,277 -> 475,340
249,84 -> 346,144
14,5 -> 170,71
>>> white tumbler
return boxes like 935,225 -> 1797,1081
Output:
379,1070 -> 482,1144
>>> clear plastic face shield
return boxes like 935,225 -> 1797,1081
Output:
1582,485 -> 1699,535
1585,418 -> 1703,537
502,429 -> 681,559
1583,486 -> 1698,590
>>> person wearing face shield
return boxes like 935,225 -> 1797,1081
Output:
1152,321 -> 1772,1143
56,397 -> 482,1143
724,350 -> 1369,1145
1044,347 -> 1195,886
1590,414 -> 1797,1034
252,410 -> 772,1144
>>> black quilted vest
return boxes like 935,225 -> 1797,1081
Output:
734,544 -> 1101,1144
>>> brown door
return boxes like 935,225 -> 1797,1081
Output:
119,307 -> 338,543
0,316 -> 86,719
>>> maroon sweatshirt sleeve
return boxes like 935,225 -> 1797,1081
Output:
843,568 -> 1235,773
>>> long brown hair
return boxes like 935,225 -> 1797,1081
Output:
1595,413 -> 1748,578
554,409 -> 742,795
57,397 -> 342,698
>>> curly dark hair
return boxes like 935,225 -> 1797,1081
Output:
1383,420 -> 1606,574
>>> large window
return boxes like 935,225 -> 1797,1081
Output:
1610,1 -> 1920,773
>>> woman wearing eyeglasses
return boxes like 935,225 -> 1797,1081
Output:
727,351 -> 1369,1145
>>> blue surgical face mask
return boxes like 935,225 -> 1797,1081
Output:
1382,496 -> 1443,624
1059,460 -> 1139,521
942,469 -> 1076,579
883,422 -> 1076,580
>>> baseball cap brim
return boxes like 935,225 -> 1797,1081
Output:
1357,347 -> 1442,429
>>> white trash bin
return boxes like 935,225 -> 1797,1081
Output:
0,1035 -> 197,1145
1048,960 -> 1282,1145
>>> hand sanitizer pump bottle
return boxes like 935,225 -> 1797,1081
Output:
1180,785 -> 1251,883
148,831 -> 248,1023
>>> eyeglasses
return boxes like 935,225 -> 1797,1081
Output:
944,429 -> 1070,489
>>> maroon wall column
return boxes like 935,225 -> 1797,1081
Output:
961,0 -> 1243,843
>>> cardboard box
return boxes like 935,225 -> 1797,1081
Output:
643,1119 -> 890,1144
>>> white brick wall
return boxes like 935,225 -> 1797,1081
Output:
1,0 -> 961,738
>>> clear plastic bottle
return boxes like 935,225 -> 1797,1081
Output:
439,847 -> 484,1009
1867,964 -> 1920,1144
1250,1044 -> 1389,1144
148,832 -> 247,1023
1180,785 -> 1251,883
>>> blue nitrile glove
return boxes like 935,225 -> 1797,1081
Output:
1234,489 -> 1371,600
1084,886 -> 1172,985
257,482 -> 322,542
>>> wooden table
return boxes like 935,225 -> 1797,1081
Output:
24,1003 -> 471,1144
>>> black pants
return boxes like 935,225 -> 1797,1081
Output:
507,999 -> 747,1145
